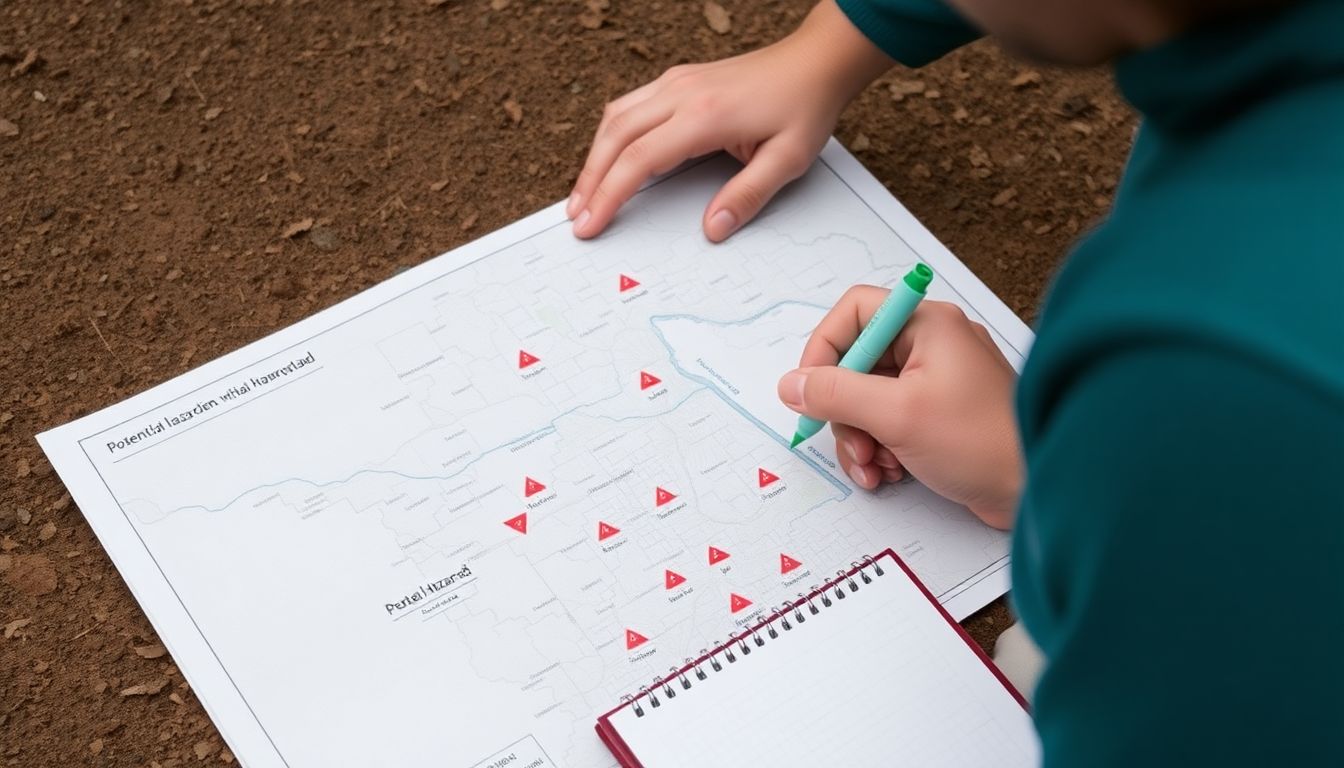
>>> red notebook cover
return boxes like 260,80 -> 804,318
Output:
593,548 -> 1027,768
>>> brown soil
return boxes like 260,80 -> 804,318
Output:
1,1 -> 1134,765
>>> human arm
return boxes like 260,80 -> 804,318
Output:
1015,342 -> 1344,766
834,0 -> 980,67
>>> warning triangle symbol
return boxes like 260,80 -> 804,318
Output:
524,477 -> 547,497
625,628 -> 649,650
707,546 -> 731,565
518,350 -> 540,369
503,513 -> 528,534
655,486 -> 677,507
730,593 -> 753,614
598,521 -> 621,541
639,371 -> 662,390
780,553 -> 803,574
619,274 -> 640,292
757,467 -> 780,488
664,570 -> 686,589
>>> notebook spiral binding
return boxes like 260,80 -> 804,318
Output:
623,554 -> 887,718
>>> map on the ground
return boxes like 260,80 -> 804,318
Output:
38,140 -> 1034,768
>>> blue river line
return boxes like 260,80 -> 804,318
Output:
647,299 -> 850,499
165,385 -> 702,516
165,300 -> 848,516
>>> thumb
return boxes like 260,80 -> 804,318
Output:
778,367 -> 908,436
703,138 -> 815,242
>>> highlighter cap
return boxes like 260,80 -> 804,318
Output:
903,263 -> 934,294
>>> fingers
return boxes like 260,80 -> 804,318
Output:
798,284 -> 892,368
777,366 -> 910,443
840,456 -> 880,489
569,98 -> 675,223
872,444 -> 899,470
701,137 -> 814,242
572,119 -> 716,239
832,423 -> 875,465
833,424 -> 880,489
832,424 -> 903,488
876,444 -> 905,484
597,77 -> 665,128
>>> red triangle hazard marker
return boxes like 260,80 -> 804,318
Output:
518,350 -> 540,369
524,477 -> 546,497
655,487 -> 677,507
598,521 -> 621,541
503,513 -> 528,534
625,628 -> 649,650
708,546 -> 731,565
757,467 -> 780,488
619,274 -> 641,292
639,371 -> 662,390
780,554 -> 803,574
730,593 -> 753,614
664,570 -> 686,589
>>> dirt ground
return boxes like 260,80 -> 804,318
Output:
1,1 -> 1135,765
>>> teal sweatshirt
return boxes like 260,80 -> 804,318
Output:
836,0 -> 1344,764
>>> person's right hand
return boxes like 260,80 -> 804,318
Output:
777,292 -> 1024,530
567,0 -> 893,242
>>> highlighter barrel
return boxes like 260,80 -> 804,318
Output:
789,264 -> 933,449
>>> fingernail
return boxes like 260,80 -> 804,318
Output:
706,209 -> 737,241
566,192 -> 581,218
779,370 -> 806,409
846,441 -> 859,463
573,209 -> 591,235
849,464 -> 870,486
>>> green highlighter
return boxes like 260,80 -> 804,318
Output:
790,263 -> 934,448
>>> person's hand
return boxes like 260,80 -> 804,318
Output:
567,0 -> 892,242
777,292 -> 1023,529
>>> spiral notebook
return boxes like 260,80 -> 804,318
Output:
595,549 -> 1040,767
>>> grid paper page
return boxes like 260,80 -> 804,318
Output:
607,560 -> 1040,767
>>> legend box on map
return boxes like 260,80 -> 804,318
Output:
469,734 -> 555,768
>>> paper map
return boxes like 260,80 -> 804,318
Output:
38,141 -> 1033,767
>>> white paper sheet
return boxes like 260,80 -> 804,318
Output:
38,140 -> 1033,768
607,554 -> 1039,767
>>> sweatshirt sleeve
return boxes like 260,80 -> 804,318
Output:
1015,341 -> 1344,767
834,0 -> 981,67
